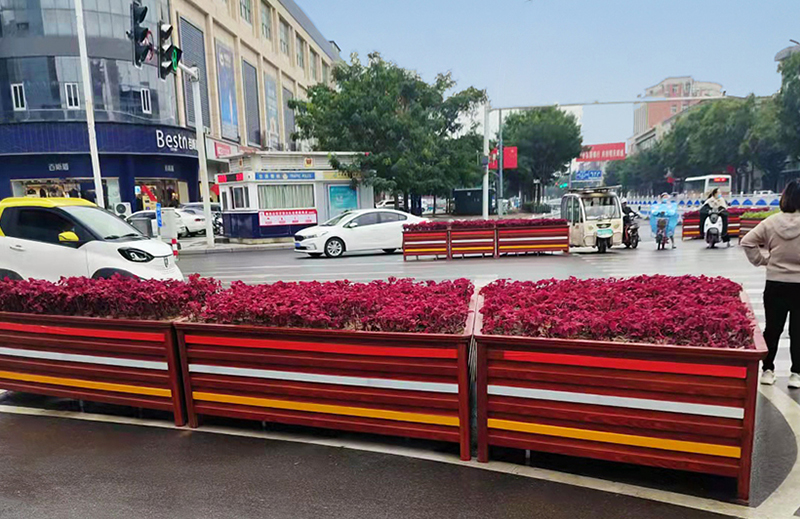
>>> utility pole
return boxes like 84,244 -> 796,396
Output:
498,108 -> 504,217
179,63 -> 214,247
74,0 -> 105,208
482,102 -> 490,219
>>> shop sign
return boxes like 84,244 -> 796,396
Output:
48,162 -> 70,172
258,209 -> 317,227
321,171 -> 356,181
164,165 -> 175,172
155,129 -> 197,153
255,172 -> 315,181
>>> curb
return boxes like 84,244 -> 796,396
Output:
179,243 -> 294,256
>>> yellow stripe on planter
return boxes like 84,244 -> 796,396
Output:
499,244 -> 567,250
488,418 -> 740,458
194,391 -> 459,427
0,370 -> 171,398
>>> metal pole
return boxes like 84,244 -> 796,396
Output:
74,0 -> 105,208
498,109 -> 504,217
181,63 -> 214,247
482,102 -> 490,219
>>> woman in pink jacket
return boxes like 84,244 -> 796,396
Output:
741,180 -> 800,388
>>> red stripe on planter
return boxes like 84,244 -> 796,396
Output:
501,351 -> 747,379
184,335 -> 458,359
0,321 -> 165,342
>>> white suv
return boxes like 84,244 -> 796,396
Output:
0,198 -> 182,281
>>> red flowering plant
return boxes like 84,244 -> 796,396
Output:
495,218 -> 567,228
684,207 -> 749,218
480,275 -> 754,349
0,275 -> 220,321
403,221 -> 449,232
196,277 -> 474,334
404,218 -> 567,232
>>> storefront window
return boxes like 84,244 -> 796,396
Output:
258,184 -> 313,209
232,186 -> 249,209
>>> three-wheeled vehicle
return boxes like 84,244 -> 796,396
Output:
560,187 -> 624,253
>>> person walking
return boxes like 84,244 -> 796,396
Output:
741,180 -> 800,388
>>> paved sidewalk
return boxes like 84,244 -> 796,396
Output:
178,237 -> 293,256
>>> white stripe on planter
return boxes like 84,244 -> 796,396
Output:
189,364 -> 458,394
403,240 -> 447,246
488,385 -> 744,419
498,236 -> 569,243
0,346 -> 168,371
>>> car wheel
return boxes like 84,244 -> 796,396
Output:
382,248 -> 396,254
0,269 -> 22,281
308,253 -> 323,258
324,238 -> 345,258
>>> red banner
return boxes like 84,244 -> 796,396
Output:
258,209 -> 317,227
577,143 -> 626,162
489,147 -> 518,170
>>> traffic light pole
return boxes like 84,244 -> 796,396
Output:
482,102 -> 490,219
179,63 -> 214,247
74,0 -> 105,208
498,108 -> 504,217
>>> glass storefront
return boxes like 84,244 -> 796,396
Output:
11,177 -> 121,207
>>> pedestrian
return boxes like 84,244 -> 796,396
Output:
741,180 -> 800,388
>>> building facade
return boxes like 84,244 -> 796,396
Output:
629,77 -> 722,154
0,0 -> 339,207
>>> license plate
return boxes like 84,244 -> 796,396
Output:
597,229 -> 613,238
294,242 -> 302,249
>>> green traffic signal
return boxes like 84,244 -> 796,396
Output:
158,22 -> 182,79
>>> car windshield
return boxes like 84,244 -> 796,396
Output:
321,212 -> 352,226
61,206 -> 143,240
582,197 -> 620,220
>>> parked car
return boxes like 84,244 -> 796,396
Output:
128,209 -> 206,237
180,203 -> 222,235
294,209 -> 425,258
0,197 -> 182,281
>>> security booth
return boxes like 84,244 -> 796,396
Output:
217,152 -> 374,243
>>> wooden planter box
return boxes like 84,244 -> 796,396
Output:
450,228 -> 496,258
474,295 -> 767,503
402,229 -> 448,260
496,225 -> 569,255
175,303 -> 475,460
0,312 -> 185,425
682,215 -> 741,240
738,219 -> 761,241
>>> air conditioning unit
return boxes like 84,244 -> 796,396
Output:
114,202 -> 132,218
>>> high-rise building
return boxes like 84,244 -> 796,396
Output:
629,77 -> 722,154
0,0 -> 339,206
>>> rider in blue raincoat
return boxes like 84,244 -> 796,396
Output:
650,193 -> 679,249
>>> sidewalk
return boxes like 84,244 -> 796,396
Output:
178,237 -> 293,256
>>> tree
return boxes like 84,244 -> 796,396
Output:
777,52 -> 800,161
745,97 -> 788,191
289,52 -> 486,209
501,107 -> 583,203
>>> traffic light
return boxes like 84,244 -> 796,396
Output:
130,1 -> 151,68
157,22 -> 182,79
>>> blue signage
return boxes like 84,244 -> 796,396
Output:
156,203 -> 162,228
255,172 -> 315,181
574,170 -> 603,181
329,185 -> 358,217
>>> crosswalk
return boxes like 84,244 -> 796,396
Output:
577,240 -> 793,376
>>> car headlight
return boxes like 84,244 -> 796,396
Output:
302,231 -> 328,240
119,248 -> 154,263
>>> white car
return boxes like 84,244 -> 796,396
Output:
294,209 -> 424,258
0,198 -> 182,281
128,209 -> 206,237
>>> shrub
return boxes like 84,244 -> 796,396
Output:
0,275 -> 220,321
197,278 -> 474,334
741,209 -> 779,220
521,202 -> 552,214
480,275 -> 754,349
684,207 -> 749,218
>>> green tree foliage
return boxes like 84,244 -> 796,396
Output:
777,52 -> 800,160
501,107 -> 583,202
289,52 -> 486,200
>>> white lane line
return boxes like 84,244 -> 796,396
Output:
189,364 -> 458,394
488,385 -> 744,419
0,347 -> 167,371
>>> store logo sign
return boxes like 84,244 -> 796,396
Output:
155,130 -> 197,153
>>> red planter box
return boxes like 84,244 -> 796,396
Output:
450,229 -> 496,258
0,312 -> 185,425
682,215 -> 740,240
497,225 -> 569,255
402,230 -> 448,260
738,219 -> 760,241
174,304 -> 475,460
474,294 -> 766,503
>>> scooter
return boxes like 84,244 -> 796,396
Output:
655,216 -> 670,250
623,215 -> 640,249
704,207 -> 724,248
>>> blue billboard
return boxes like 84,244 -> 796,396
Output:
574,170 -> 603,182
216,41 -> 239,141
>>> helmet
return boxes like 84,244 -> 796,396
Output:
621,198 -> 628,204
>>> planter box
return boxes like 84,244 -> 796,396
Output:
682,215 -> 740,240
450,228 -> 496,258
496,225 -> 569,255
175,305 -> 475,460
738,219 -> 760,241
402,229 -> 448,260
474,294 -> 766,503
0,312 -> 185,425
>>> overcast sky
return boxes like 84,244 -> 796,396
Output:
298,0 -> 800,145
